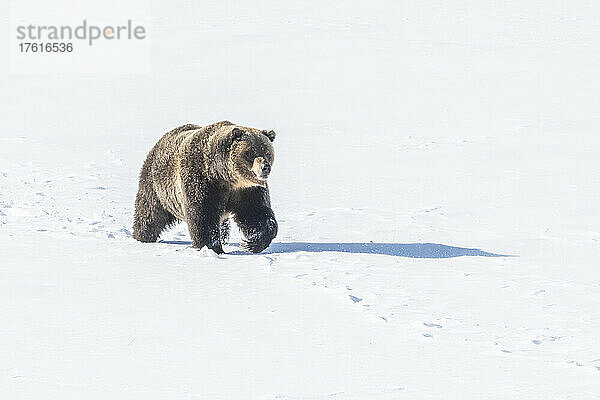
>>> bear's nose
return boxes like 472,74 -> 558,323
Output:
262,162 -> 271,175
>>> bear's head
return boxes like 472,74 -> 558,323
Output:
227,126 -> 276,188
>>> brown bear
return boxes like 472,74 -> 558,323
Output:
133,121 -> 277,254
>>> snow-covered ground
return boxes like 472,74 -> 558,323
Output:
2,1 -> 600,398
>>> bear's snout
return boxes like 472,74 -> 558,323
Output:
252,157 -> 271,180
261,162 -> 271,177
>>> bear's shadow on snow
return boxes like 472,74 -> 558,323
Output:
160,240 -> 508,258
260,242 -> 508,258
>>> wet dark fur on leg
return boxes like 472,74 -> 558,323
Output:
230,186 -> 278,253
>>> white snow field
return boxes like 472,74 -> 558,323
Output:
2,0 -> 600,398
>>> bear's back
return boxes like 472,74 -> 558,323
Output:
160,123 -> 202,145
165,121 -> 235,149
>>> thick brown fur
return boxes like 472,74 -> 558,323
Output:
133,121 -> 277,254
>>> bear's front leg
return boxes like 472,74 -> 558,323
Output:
184,195 -> 225,254
186,208 -> 224,254
234,206 -> 277,253
230,186 -> 277,253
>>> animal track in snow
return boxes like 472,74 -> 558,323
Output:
349,295 -> 362,303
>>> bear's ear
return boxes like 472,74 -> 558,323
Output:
262,130 -> 276,142
230,127 -> 245,144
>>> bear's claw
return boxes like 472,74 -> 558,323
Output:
240,217 -> 277,253
241,239 -> 268,253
